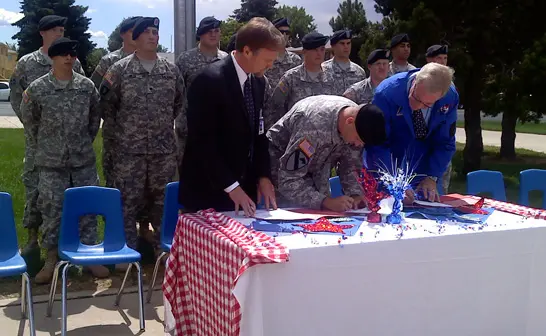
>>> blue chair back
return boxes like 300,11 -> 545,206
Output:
59,187 -> 126,253
161,182 -> 182,247
466,170 -> 507,201
519,169 -> 546,209
329,176 -> 343,198
0,193 -> 20,260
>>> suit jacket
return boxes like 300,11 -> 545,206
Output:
179,56 -> 270,211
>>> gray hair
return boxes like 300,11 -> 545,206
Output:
414,62 -> 455,97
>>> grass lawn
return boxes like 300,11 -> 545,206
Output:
456,119 -> 546,135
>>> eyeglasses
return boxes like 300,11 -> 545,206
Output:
278,30 -> 290,35
411,85 -> 434,108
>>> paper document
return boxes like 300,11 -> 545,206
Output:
224,209 -> 328,221
414,200 -> 454,208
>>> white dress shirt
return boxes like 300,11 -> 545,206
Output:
224,52 -> 250,193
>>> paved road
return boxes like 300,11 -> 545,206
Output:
0,102 -> 14,116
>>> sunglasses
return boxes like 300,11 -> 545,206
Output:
58,51 -> 77,57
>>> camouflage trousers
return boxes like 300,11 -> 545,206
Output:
21,153 -> 42,230
37,164 -> 100,249
112,153 -> 177,249
441,161 -> 453,195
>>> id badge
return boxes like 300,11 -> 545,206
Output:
259,116 -> 265,135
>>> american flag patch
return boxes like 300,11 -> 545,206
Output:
298,139 -> 315,158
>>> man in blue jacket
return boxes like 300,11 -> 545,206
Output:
365,62 -> 458,202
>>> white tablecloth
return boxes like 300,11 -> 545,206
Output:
231,210 -> 546,336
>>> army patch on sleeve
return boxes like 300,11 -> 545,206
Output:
278,80 -> 287,94
103,70 -> 114,85
298,139 -> 315,158
22,90 -> 30,104
285,149 -> 309,171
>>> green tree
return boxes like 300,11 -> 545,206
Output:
107,17 -> 127,52
219,18 -> 244,51
11,0 -> 95,74
329,0 -> 370,66
231,0 -> 278,22
85,47 -> 107,74
358,22 -> 388,64
275,5 -> 316,48
157,44 -> 168,53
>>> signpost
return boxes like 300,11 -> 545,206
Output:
173,0 -> 196,58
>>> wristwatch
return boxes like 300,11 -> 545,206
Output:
427,176 -> 438,182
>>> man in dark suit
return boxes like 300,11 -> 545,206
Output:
179,17 -> 285,216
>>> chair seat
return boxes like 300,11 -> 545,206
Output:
0,253 -> 27,277
161,242 -> 172,252
59,245 -> 141,266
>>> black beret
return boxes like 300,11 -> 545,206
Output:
302,32 -> 329,50
39,15 -> 67,31
426,44 -> 448,57
120,16 -> 142,34
226,33 -> 237,53
355,104 -> 387,146
330,30 -> 352,45
389,33 -> 410,49
48,37 -> 78,58
272,17 -> 290,28
132,17 -> 160,40
367,49 -> 390,64
196,16 -> 221,39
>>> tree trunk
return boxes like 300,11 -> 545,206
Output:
500,111 -> 517,159
462,74 -> 484,175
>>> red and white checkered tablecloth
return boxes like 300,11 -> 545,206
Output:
163,209 -> 290,336
468,196 -> 546,220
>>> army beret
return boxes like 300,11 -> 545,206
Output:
196,16 -> 221,40
389,33 -> 410,49
426,44 -> 448,57
39,15 -> 67,31
132,17 -> 160,40
272,17 -> 290,28
355,104 -> 387,146
330,30 -> 352,45
302,32 -> 329,50
48,37 -> 78,58
367,49 -> 390,64
120,16 -> 142,34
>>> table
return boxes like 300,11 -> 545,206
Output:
165,205 -> 546,336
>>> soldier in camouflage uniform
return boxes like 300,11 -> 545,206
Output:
99,17 -> 185,259
388,34 -> 416,76
20,38 -> 109,284
267,95 -> 387,212
343,49 -> 390,104
322,30 -> 367,95
264,32 -> 335,129
175,16 -> 227,164
264,18 -> 302,89
9,15 -> 85,255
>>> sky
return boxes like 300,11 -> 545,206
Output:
0,0 -> 382,51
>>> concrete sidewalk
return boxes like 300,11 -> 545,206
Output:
0,286 -> 167,335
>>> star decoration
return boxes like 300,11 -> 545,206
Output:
296,218 -> 354,233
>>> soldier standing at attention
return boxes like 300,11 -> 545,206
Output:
20,38 -> 108,284
267,95 -> 387,212
322,30 -> 367,95
343,49 -> 390,105
388,33 -> 416,76
264,32 -> 335,129
100,17 -> 185,263
9,14 -> 85,255
264,17 -> 302,88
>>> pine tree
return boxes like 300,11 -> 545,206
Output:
11,0 -> 95,74
231,0 -> 279,22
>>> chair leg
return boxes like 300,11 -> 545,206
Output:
21,273 -> 27,319
60,263 -> 72,336
23,273 -> 36,336
146,251 -> 168,303
134,262 -> 146,331
115,263 -> 133,306
46,261 -> 69,317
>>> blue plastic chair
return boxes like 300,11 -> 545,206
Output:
329,176 -> 343,198
46,187 -> 145,335
147,182 -> 182,303
520,169 -> 546,209
0,193 -> 35,336
466,170 -> 507,201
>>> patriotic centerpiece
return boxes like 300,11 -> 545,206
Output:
376,162 -> 417,224
357,168 -> 388,223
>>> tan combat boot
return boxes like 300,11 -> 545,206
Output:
35,249 -> 58,285
85,265 -> 110,278
20,228 -> 39,256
